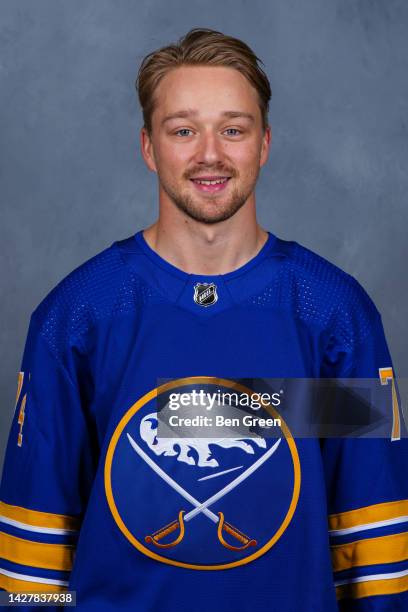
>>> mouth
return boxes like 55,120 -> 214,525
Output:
189,176 -> 231,193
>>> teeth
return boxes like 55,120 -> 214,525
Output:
194,178 -> 229,185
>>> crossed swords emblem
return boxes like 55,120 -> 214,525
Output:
127,432 -> 281,551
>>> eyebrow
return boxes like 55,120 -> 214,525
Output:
161,110 -> 256,125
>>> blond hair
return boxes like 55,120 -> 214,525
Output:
136,28 -> 271,134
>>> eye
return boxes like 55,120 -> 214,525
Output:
224,128 -> 242,136
174,128 -> 193,137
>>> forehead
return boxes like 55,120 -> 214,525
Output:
152,65 -> 260,121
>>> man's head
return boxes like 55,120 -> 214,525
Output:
136,28 -> 272,225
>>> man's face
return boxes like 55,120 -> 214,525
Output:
141,65 -> 271,224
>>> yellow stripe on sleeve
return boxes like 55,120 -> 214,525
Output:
0,532 -> 74,571
0,501 -> 80,532
331,532 -> 408,572
336,572 -> 408,600
329,499 -> 408,532
0,572 -> 67,593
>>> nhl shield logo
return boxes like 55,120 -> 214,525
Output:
193,283 -> 218,307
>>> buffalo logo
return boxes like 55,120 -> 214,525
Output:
104,378 -> 301,570
193,283 -> 218,307
140,412 -> 267,468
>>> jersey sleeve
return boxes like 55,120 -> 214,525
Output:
0,311 -> 96,598
320,286 -> 408,610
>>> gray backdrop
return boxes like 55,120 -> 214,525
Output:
1,0 -> 407,471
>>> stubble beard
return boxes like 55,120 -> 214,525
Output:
160,169 -> 260,225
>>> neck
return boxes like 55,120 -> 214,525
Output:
143,203 -> 268,276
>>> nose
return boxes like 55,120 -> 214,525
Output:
194,129 -> 224,167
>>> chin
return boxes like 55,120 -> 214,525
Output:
188,208 -> 240,225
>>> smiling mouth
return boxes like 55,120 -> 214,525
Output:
190,177 -> 230,185
189,177 -> 231,193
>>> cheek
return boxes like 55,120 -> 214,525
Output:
156,142 -> 192,173
228,145 -> 261,174
226,139 -> 261,162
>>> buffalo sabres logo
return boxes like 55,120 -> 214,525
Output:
193,282 -> 218,307
104,377 -> 300,570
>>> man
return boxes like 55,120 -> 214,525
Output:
0,28 -> 407,611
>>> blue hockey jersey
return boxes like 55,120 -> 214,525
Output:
1,229 -> 407,611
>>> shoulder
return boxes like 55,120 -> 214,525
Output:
267,236 -> 381,344
30,237 -> 141,360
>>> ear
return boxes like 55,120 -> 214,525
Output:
140,127 -> 157,173
260,125 -> 272,168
